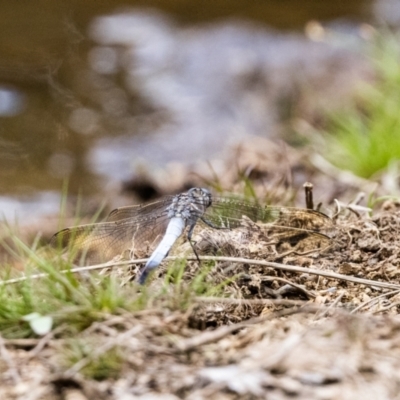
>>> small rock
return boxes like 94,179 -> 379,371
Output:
357,238 -> 381,252
338,262 -> 361,275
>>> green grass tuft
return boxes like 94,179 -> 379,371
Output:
0,224 -> 236,339
323,32 -> 400,179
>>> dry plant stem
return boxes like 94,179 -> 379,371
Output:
262,276 -> 316,299
2,338 -> 41,348
2,256 -> 400,291
0,259 -> 148,285
273,244 -> 333,261
0,334 -> 21,383
303,182 -> 314,210
192,256 -> 400,291
372,300 -> 400,314
350,289 -> 400,314
313,291 -> 345,321
0,255 -> 392,286
195,297 -> 306,307
351,192 -> 366,206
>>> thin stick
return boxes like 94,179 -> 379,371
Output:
262,276 -> 316,299
191,256 -> 400,291
350,289 -> 400,314
372,300 -> 400,314
194,297 -> 307,307
0,259 -> 147,285
2,256 -> 400,292
314,291 -> 345,320
303,182 -> 314,210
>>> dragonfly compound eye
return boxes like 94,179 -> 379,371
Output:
202,189 -> 212,207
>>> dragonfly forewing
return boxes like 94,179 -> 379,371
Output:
51,212 -> 171,265
106,196 -> 175,222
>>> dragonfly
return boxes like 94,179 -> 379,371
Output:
51,187 -> 334,284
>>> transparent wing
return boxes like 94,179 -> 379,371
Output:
51,195 -> 176,264
106,196 -> 175,222
51,211 -> 171,265
203,196 -> 334,235
202,196 -> 334,253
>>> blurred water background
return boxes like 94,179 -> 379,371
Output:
1,0 -> 399,222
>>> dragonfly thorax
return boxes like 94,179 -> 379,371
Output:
166,187 -> 212,222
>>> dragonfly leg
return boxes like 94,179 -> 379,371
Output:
187,223 -> 201,263
189,240 -> 201,263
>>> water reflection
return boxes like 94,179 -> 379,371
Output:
0,0 -> 391,221
86,10 -> 370,182
0,192 -> 61,223
0,86 -> 25,116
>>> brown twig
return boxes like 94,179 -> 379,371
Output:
314,291 -> 345,320
2,255 -> 400,292
192,256 -> 400,291
303,182 -> 314,210
0,259 -> 146,285
194,297 -> 307,307
261,276 -> 316,299
2,338 -> 41,348
350,289 -> 400,314
372,300 -> 400,314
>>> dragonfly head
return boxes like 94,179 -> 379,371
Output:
187,187 -> 212,208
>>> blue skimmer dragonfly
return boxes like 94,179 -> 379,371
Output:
51,188 -> 334,284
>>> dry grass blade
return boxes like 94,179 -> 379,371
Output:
262,276 -> 316,298
313,291 -> 345,320
2,255 -> 400,292
192,256 -> 400,290
372,301 -> 400,314
195,297 -> 307,307
0,259 -> 144,285
350,289 -> 400,314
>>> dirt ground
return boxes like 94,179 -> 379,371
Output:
2,139 -> 400,400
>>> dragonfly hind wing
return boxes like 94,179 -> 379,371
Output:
205,197 -> 334,235
200,197 -> 335,255
51,223 -> 133,264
